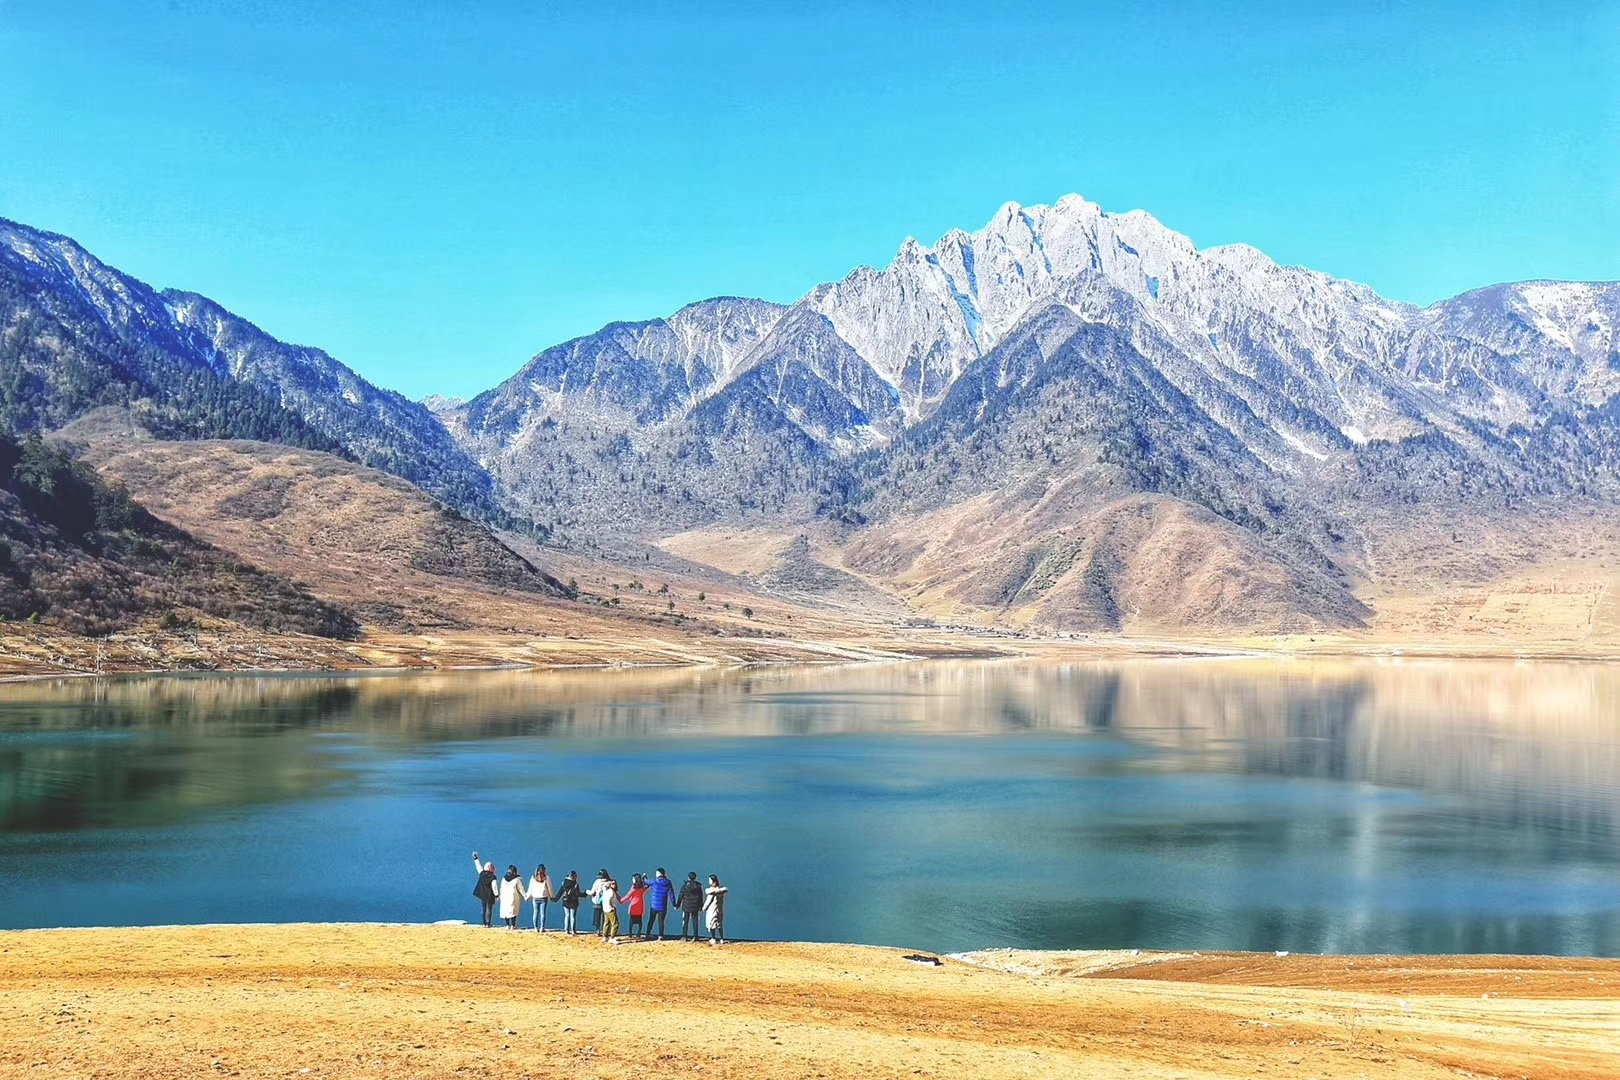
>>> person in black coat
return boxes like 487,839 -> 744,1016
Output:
676,871 -> 705,942
556,871 -> 584,935
472,851 -> 498,928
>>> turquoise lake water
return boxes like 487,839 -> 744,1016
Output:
1,658 -> 1617,955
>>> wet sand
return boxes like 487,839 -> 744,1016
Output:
3,924 -> 1617,1078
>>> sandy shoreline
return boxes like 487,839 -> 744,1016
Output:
4,924 -> 1617,1079
5,625 -> 1620,683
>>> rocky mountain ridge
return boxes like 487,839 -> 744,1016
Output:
4,198 -> 1617,635
0,217 -> 508,526
451,195 -> 1618,541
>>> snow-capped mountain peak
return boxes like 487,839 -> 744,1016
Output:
0,217 -> 181,346
457,193 -> 1620,476
805,194 -> 1313,419
446,191 -> 1620,540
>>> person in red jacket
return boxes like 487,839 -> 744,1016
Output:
623,873 -> 650,939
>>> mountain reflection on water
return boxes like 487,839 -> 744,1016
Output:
1,658 -> 1617,955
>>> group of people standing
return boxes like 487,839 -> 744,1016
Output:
472,852 -> 728,943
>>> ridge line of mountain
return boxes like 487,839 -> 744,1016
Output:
4,197 -> 1619,637
0,214 -> 525,532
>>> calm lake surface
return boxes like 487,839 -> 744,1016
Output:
2,658 -> 1618,955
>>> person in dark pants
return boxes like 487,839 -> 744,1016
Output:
557,871 -> 584,935
623,873 -> 649,939
645,868 -> 676,940
471,851 -> 498,928
587,869 -> 610,933
676,871 -> 705,941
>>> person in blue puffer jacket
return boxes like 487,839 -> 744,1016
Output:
645,867 -> 676,940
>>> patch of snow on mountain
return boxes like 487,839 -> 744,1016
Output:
453,194 -> 1620,483
1282,431 -> 1330,461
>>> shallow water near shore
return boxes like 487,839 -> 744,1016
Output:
1,657 -> 1617,955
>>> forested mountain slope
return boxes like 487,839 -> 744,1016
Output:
0,432 -> 356,638
0,218 -> 507,525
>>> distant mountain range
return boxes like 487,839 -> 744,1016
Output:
446,195 -> 1619,539
3,197 -> 1616,633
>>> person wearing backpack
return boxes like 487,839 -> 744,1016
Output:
471,852 -> 498,928
645,868 -> 676,940
556,871 -> 584,935
676,872 -> 704,941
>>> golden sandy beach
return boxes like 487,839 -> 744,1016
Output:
3,924 -> 1617,1079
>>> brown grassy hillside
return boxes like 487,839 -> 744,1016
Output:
0,432 -> 356,639
661,490 -> 1620,648
663,486 -> 1368,635
63,430 -> 571,632
843,489 -> 1367,633
13,421 -> 1001,675
11,407 -> 1616,679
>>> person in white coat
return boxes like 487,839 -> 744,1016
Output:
703,875 -> 728,944
586,869 -> 610,933
498,864 -> 527,929
527,863 -> 555,932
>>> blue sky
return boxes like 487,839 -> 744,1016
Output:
2,2 -> 1617,400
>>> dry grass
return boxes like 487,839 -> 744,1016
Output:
7,432 -> 1620,680
1351,502 -> 1620,645
3,924 -> 1617,1079
661,496 -> 1620,649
